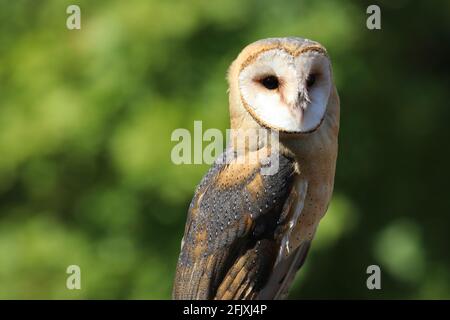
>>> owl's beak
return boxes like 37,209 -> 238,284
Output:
291,88 -> 309,127
297,88 -> 311,109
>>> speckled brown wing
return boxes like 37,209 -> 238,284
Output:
172,148 -> 296,300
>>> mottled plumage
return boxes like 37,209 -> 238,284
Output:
174,148 -> 295,299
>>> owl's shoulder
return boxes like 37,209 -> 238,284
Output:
183,146 -> 297,255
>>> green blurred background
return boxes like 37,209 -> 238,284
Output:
0,0 -> 449,299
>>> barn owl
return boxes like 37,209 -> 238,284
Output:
173,37 -> 339,300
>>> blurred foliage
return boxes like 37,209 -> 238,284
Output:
0,0 -> 449,299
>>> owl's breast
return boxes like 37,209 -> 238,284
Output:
277,132 -> 338,258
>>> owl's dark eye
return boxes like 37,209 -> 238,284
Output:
306,74 -> 316,88
261,76 -> 279,90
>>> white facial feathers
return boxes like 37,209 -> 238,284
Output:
238,48 -> 332,133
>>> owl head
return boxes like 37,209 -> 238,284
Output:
228,37 -> 336,134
